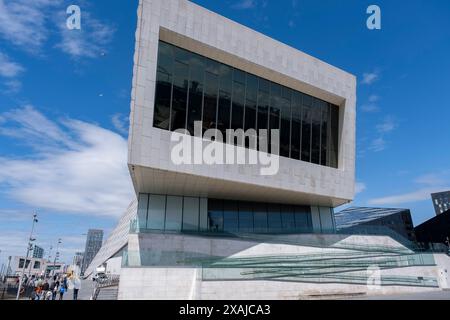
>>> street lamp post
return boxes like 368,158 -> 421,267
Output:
16,213 -> 38,300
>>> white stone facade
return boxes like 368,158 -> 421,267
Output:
128,0 -> 356,207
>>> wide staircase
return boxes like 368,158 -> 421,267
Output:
92,275 -> 120,300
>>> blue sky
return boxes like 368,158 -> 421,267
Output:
0,0 -> 449,268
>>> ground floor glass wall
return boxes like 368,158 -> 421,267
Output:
136,194 -> 331,234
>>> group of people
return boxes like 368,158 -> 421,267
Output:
21,272 -> 81,300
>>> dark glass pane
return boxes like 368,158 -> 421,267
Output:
311,99 -> 322,164
301,95 -> 312,162
231,81 -> 245,132
223,201 -> 239,232
154,71 -> 172,130
269,84 -> 281,154
174,45 -> 190,64
257,90 -> 269,152
217,91 -> 231,139
329,104 -> 339,168
208,199 -> 223,232
280,89 -> 291,158
206,58 -> 220,75
219,65 -> 232,93
246,74 -> 258,102
259,78 -> 270,93
157,42 -> 173,75
187,54 -> 205,135
217,66 -> 232,138
290,92 -> 302,160
253,203 -> 268,233
233,69 -> 246,84
153,43 -> 173,130
321,102 -> 329,166
203,72 -> 218,133
295,206 -> 312,232
171,61 -> 189,131
281,205 -> 296,231
238,201 -> 254,233
267,203 -> 282,232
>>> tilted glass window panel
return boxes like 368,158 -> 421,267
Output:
301,95 -> 312,162
171,60 -> 189,131
154,42 -> 173,130
223,201 -> 239,232
147,195 -> 166,230
238,201 -> 254,233
329,104 -> 339,168
280,90 -> 292,158
257,90 -> 269,152
208,199 -> 223,232
187,53 -> 205,135
231,80 -> 245,133
290,92 -> 302,160
321,102 -> 329,166
217,90 -> 231,139
311,99 -> 322,165
269,83 -> 282,154
183,197 -> 200,231
253,202 -> 268,233
267,203 -> 282,231
281,205 -> 296,230
203,72 -> 219,133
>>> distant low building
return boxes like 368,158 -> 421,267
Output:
10,256 -> 65,277
415,209 -> 450,249
335,207 -> 416,242
431,191 -> 450,215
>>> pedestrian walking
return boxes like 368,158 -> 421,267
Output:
58,283 -> 65,300
73,276 -> 81,300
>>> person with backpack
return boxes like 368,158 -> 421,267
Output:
58,282 -> 65,300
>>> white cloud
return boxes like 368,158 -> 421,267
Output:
111,113 -> 129,136
0,0 -> 60,53
232,0 -> 257,10
368,137 -> 386,152
368,187 -> 446,206
414,173 -> 446,186
355,182 -> 366,194
361,71 -> 380,85
3,80 -> 23,93
368,172 -> 450,206
360,95 -> 380,113
0,52 -> 25,78
368,95 -> 379,103
55,11 -> 115,59
360,104 -> 379,113
376,116 -> 397,133
0,106 -> 134,218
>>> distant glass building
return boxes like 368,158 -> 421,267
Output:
431,191 -> 450,215
415,209 -> 450,247
335,207 -> 416,242
32,245 -> 44,259
82,229 -> 103,274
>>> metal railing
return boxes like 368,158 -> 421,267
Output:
91,275 -> 120,300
